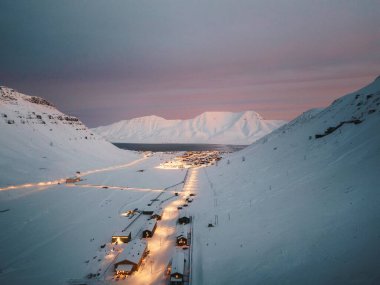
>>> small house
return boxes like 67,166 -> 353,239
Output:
178,214 -> 191,225
176,226 -> 190,246
114,239 -> 148,275
151,208 -> 164,220
176,235 -> 188,247
169,250 -> 186,285
142,219 -> 157,238
112,231 -> 132,244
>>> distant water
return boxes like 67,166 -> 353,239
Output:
112,143 -> 248,152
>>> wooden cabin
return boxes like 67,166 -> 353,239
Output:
65,176 -> 81,183
169,251 -> 186,285
151,208 -> 164,220
178,214 -> 191,225
142,219 -> 157,238
114,239 -> 148,275
112,231 -> 132,244
176,225 -> 190,246
176,235 -> 188,247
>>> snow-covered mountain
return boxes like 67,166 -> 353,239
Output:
92,111 -> 286,144
0,86 -> 138,187
191,76 -> 380,284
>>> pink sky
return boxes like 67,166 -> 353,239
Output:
0,1 -> 379,126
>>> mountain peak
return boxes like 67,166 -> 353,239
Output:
130,115 -> 166,121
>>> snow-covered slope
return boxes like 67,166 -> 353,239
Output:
191,77 -> 380,284
93,111 -> 286,144
0,86 -> 138,187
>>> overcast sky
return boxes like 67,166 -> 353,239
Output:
0,0 -> 379,127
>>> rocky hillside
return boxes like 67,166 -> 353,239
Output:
0,86 -> 138,186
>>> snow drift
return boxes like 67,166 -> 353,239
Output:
92,111 -> 286,144
191,76 -> 380,284
0,86 -> 138,187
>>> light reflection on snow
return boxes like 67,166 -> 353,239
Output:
0,179 -> 66,191
0,157 -> 148,192
124,168 -> 199,285
65,183 -> 166,193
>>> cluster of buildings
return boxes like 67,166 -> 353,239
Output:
111,207 -> 163,278
96,185 -> 197,283
176,194 -> 195,210
159,151 -> 222,169
167,212 -> 192,285
179,151 -> 221,167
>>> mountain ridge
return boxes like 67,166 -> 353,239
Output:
93,110 -> 286,144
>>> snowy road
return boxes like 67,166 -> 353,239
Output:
0,156 -> 149,192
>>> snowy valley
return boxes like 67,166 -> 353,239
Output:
0,77 -> 379,285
